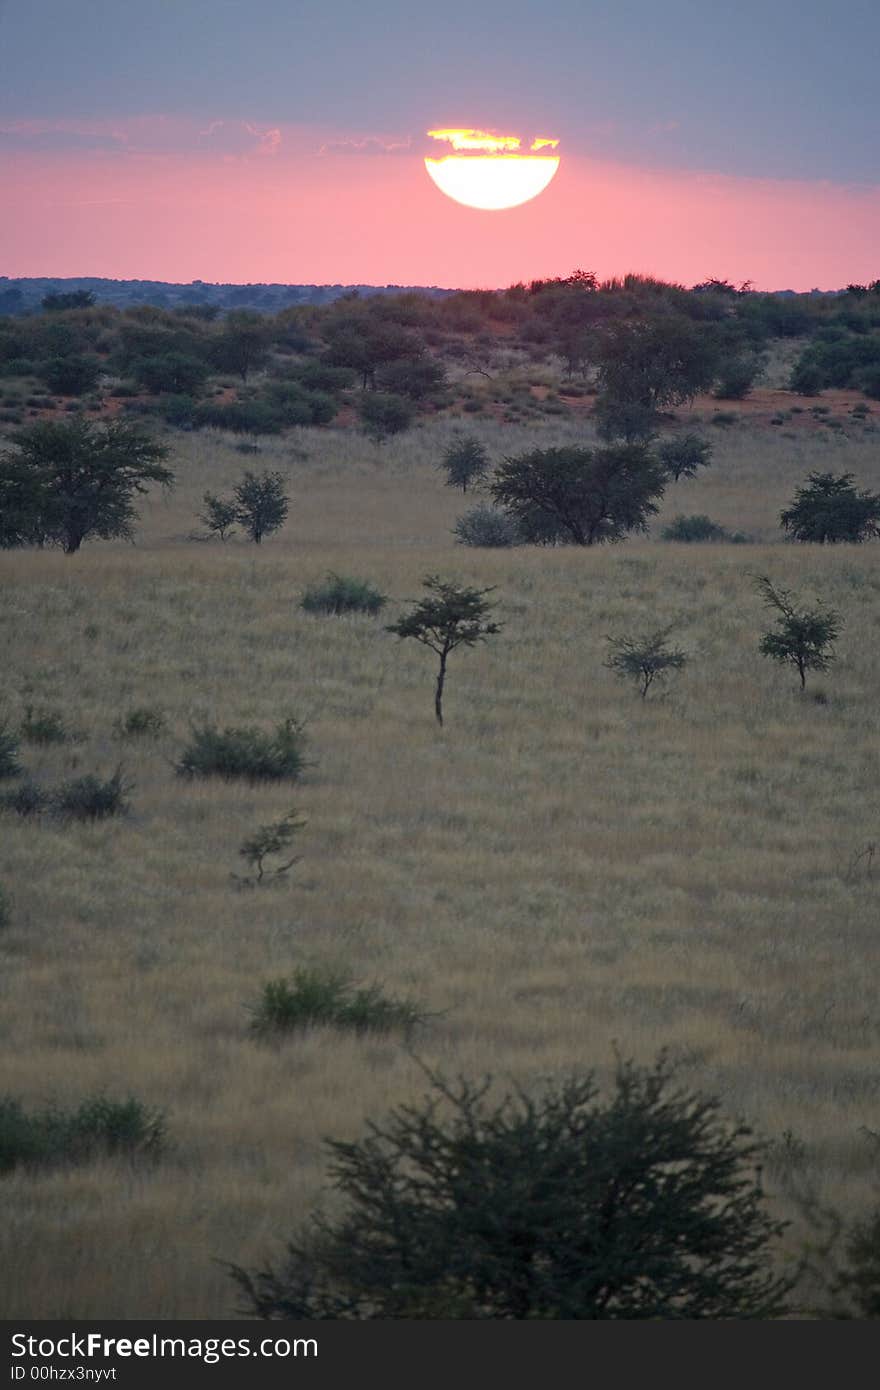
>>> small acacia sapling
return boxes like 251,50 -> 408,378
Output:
755,576 -> 842,691
386,575 -> 502,726
605,627 -> 688,698
237,810 -> 307,883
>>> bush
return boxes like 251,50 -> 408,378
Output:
714,355 -> 763,399
237,810 -> 307,883
52,768 -> 131,821
40,355 -> 101,397
661,514 -> 749,543
301,574 -> 387,616
20,706 -> 70,746
0,1094 -> 164,1174
0,781 -> 51,818
789,360 -> 824,396
453,503 -> 521,547
755,576 -> 842,691
130,352 -> 209,396
114,706 -> 166,739
176,719 -> 307,782
193,401 -> 283,434
0,722 -> 21,779
230,1054 -> 790,1319
248,968 -> 425,1040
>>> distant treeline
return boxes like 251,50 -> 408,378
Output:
0,277 -> 457,317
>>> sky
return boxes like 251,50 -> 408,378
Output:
0,0 -> 877,289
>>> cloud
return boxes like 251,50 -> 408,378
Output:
0,119 -> 128,152
197,120 -> 281,158
318,135 -> 412,157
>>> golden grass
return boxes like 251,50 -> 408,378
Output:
1,415 -> 879,1317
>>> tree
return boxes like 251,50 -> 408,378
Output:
41,290 -> 95,312
386,575 -> 501,726
229,1054 -> 790,1319
209,311 -> 272,383
605,628 -> 688,698
0,418 -> 172,554
232,470 -> 289,544
439,437 -> 490,493
656,433 -> 713,482
376,356 -> 446,401
359,391 -> 414,445
489,444 -> 666,546
780,472 -> 880,544
594,314 -> 720,440
755,576 -> 842,691
237,810 -> 307,883
199,491 -> 239,541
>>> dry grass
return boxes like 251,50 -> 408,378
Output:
1,415 -> 879,1317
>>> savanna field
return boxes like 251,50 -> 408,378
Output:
1,385 -> 879,1317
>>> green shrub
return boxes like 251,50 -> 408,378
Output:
52,768 -> 131,821
301,574 -> 388,616
0,358 -> 36,377
0,1094 -> 164,1174
193,401 -> 283,435
176,719 -> 307,782
114,706 -> 166,739
1,781 -> 51,818
229,1054 -> 790,1319
248,968 -> 425,1040
453,503 -> 521,547
710,411 -> 737,427
20,706 -> 70,746
661,514 -> 749,543
713,355 -> 763,399
40,355 -> 101,397
0,722 -> 21,779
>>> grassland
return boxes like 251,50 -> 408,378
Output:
1,408 -> 879,1317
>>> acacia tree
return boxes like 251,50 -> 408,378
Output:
209,311 -> 272,383
594,315 -> 720,440
755,576 -> 842,690
232,470 -> 289,544
780,472 -> 880,543
0,417 -> 172,553
656,433 -> 713,482
605,628 -> 688,698
490,444 -> 666,546
386,575 -> 501,726
439,437 -> 490,493
229,1054 -> 790,1320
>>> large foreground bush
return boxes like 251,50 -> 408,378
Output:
176,719 -> 307,782
230,1055 -> 790,1319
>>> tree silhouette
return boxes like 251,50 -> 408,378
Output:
386,575 -> 501,725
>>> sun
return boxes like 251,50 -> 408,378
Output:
424,128 -> 560,211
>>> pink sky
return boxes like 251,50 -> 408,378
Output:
2,118 -> 878,289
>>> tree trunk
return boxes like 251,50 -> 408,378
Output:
435,651 -> 448,726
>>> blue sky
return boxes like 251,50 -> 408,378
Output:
1,0 -> 877,181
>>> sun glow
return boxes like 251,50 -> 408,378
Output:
424,129 -> 560,210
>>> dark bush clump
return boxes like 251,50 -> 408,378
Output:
176,719 -> 307,782
114,706 -> 166,739
301,574 -> 387,617
1,781 -> 51,818
453,503 -> 521,547
0,1094 -> 164,1174
248,968 -> 425,1040
20,706 -> 70,746
0,722 -> 21,779
0,884 -> 9,929
661,514 -> 750,543
52,768 -> 131,821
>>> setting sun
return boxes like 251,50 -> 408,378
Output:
424,128 -> 560,210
